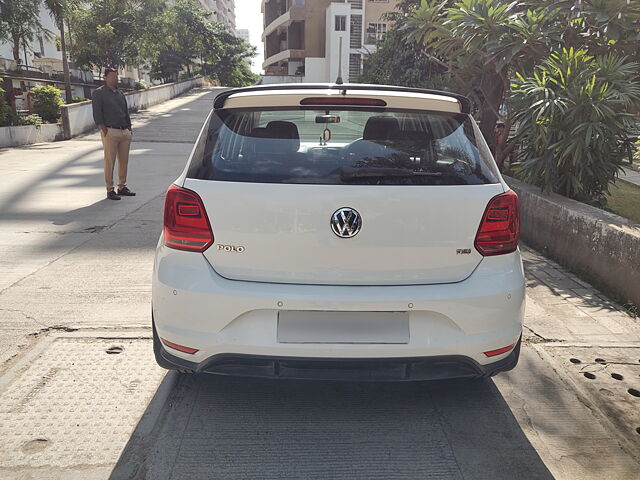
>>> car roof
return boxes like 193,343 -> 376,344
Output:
214,83 -> 472,114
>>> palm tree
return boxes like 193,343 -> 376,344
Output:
42,0 -> 76,103
0,0 -> 42,64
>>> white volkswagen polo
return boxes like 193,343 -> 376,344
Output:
152,84 -> 525,381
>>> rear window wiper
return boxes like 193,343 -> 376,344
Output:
340,167 -> 443,180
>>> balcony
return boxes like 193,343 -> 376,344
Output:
262,49 -> 306,70
262,5 -> 305,40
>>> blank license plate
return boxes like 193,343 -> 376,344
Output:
277,311 -> 409,344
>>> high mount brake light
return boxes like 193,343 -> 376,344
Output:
163,185 -> 213,252
300,97 -> 387,107
474,190 -> 520,256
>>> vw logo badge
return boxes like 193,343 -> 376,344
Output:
331,207 -> 362,238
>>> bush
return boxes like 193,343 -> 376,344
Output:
512,49 -> 640,203
134,81 -> 148,90
31,85 -> 65,123
0,77 -> 10,127
71,96 -> 90,103
17,114 -> 43,127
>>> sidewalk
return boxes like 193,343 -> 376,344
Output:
0,87 -> 222,366
621,167 -> 640,186
522,245 -> 639,344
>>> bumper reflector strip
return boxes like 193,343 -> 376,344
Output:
483,343 -> 516,358
161,338 -> 199,355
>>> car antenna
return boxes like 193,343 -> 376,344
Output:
335,37 -> 344,85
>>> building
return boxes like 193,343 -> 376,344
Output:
261,0 -> 399,83
236,29 -> 251,43
0,4 -> 158,111
0,8 -> 99,110
235,29 -> 253,69
198,0 -> 236,32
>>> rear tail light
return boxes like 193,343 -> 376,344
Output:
474,190 -> 520,256
163,185 -> 213,252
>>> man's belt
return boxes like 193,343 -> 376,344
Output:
106,125 -> 129,130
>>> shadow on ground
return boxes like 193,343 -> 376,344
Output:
522,245 -> 625,316
110,373 -> 553,480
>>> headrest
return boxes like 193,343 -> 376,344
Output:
386,130 -> 433,154
363,116 -> 401,141
246,122 -> 300,154
248,127 -> 269,138
266,121 -> 300,141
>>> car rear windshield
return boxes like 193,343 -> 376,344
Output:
187,108 -> 500,185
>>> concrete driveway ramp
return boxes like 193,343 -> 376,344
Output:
0,332 -> 164,478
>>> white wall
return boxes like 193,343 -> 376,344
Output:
62,77 -> 206,138
325,2 -> 351,83
0,124 -> 63,149
259,75 -> 304,85
304,58 -> 327,83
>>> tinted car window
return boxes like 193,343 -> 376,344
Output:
187,108 -> 500,185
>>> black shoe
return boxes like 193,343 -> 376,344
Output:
107,191 -> 121,200
117,187 -> 136,196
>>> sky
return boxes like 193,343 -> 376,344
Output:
235,0 -> 265,74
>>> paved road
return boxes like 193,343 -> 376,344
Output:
0,88 -> 639,479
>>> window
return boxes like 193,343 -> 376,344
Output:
349,54 -> 362,78
335,15 -> 347,31
187,109 -> 499,186
366,23 -> 387,44
350,15 -> 363,48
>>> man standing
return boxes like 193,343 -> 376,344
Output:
92,68 -> 136,200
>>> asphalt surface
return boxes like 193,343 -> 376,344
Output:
0,88 -> 639,479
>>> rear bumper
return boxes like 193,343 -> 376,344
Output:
155,335 -> 521,381
152,246 -> 525,370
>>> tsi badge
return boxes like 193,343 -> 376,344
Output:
217,244 -> 246,253
456,248 -> 472,255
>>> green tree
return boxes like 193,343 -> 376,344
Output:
42,0 -> 79,103
141,1 -> 257,86
31,84 -> 65,123
141,0 -> 210,81
359,29 -> 448,89
0,77 -> 10,126
70,0 -> 163,72
0,0 -> 44,63
548,0 -> 640,62
370,0 -> 640,168
200,27 -> 257,87
512,48 -> 640,203
405,0 -> 558,150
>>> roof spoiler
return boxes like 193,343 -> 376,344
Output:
213,84 -> 472,114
